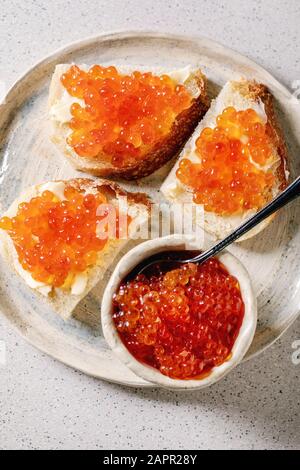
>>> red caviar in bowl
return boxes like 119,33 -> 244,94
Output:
0,187 -> 114,289
176,107 -> 276,215
112,258 -> 245,380
61,65 -> 192,167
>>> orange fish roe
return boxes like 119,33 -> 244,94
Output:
113,258 -> 245,380
0,187 -> 111,289
176,107 -> 276,215
61,65 -> 192,167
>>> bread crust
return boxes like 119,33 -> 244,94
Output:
233,80 -> 288,191
66,177 -> 151,208
50,68 -> 209,180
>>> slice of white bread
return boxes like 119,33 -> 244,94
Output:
161,80 -> 289,241
49,64 -> 209,180
0,178 -> 149,320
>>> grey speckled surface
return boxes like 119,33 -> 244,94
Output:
0,0 -> 299,450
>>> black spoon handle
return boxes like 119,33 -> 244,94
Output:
190,176 -> 300,265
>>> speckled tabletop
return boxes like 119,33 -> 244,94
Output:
0,0 -> 299,451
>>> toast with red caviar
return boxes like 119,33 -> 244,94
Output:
161,80 -> 289,240
49,64 -> 209,180
0,178 -> 149,319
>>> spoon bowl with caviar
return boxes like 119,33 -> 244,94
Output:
102,177 -> 300,389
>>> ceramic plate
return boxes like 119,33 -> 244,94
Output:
0,32 -> 299,387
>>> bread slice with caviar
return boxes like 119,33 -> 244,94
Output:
49,64 -> 209,180
161,80 -> 289,240
0,178 -> 149,319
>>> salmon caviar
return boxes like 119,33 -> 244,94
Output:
176,107 -> 276,215
0,187 -> 112,289
61,65 -> 192,167
113,258 -> 245,380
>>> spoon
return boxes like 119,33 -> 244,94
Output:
139,176 -> 300,275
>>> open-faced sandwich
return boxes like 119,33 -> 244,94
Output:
0,178 -> 149,319
161,80 -> 289,240
49,64 -> 209,179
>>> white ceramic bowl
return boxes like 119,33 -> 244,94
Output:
101,234 -> 257,390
